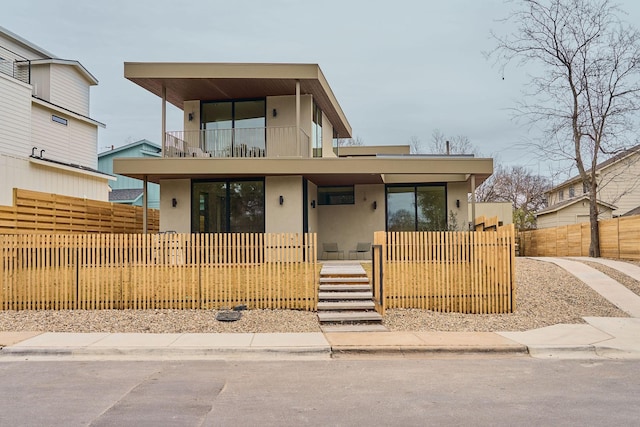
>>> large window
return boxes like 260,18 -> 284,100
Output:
201,99 -> 265,157
191,179 -> 265,233
312,102 -> 322,157
318,186 -> 355,205
386,184 -> 447,231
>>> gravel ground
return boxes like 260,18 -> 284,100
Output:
0,257 -> 629,333
383,257 -> 628,332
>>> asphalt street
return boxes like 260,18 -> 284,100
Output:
1,358 -> 639,426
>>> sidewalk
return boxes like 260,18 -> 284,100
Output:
1,257 -> 639,361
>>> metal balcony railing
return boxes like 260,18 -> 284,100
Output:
164,127 -> 310,158
0,45 -> 30,84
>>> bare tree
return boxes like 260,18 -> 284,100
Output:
489,0 -> 640,256
476,165 -> 550,229
409,135 -> 422,154
429,129 -> 478,155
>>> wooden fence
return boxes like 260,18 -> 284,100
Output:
519,214 -> 640,260
0,233 -> 318,311
0,189 -> 159,234
373,224 -> 516,314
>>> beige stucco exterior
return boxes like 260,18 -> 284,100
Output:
265,176 -> 304,233
159,179 -> 190,233
317,184 -> 385,259
469,202 -> 513,226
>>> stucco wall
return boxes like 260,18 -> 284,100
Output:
446,182 -> 469,230
265,176 -> 303,233
307,180 -> 318,233
469,202 -> 513,226
159,178 -> 191,233
317,184 -> 385,259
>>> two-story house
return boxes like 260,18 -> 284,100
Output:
0,26 -> 111,207
98,140 -> 161,208
114,62 -> 493,256
536,144 -> 640,228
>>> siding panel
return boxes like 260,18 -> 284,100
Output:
49,64 -> 90,115
0,74 -> 31,157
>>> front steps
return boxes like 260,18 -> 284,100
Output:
317,262 -> 384,332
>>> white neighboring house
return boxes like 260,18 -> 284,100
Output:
0,26 -> 112,206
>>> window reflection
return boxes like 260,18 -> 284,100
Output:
386,185 -> 447,231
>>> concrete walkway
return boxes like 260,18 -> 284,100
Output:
1,257 -> 639,361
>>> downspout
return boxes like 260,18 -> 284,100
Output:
143,174 -> 148,234
470,174 -> 476,230
295,80 -> 300,153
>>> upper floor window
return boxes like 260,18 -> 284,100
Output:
558,189 -> 564,201
569,186 -> 575,198
312,102 -> 322,158
201,99 -> 265,157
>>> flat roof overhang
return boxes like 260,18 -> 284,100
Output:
114,157 -> 493,189
124,62 -> 352,137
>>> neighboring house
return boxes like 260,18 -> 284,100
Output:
536,145 -> 640,228
0,26 -> 111,207
114,63 -> 493,257
98,140 -> 161,208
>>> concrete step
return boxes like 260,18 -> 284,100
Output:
321,324 -> 388,332
319,284 -> 371,292
317,301 -> 375,311
319,277 -> 370,284
318,292 -> 372,301
318,311 -> 383,323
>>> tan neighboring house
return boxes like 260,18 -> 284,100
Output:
536,145 -> 640,228
114,62 -> 493,257
0,26 -> 112,206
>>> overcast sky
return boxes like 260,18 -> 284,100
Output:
4,0 -> 640,179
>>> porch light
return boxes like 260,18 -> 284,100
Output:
279,195 -> 284,205
272,108 -> 277,117
456,199 -> 460,208
311,200 -> 316,208
172,198 -> 177,208
188,113 -> 194,121
372,201 -> 377,210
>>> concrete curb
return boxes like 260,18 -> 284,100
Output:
329,345 -> 529,356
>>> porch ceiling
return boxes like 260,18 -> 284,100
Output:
124,62 -> 352,137
114,157 -> 493,190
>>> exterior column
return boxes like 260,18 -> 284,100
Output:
143,175 -> 148,234
295,80 -> 300,150
161,86 -> 167,155
470,174 -> 476,230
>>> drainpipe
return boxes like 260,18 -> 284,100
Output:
143,175 -> 148,234
295,80 -> 300,153
470,174 -> 476,230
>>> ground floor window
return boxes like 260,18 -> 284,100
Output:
386,184 -> 447,231
191,179 -> 265,233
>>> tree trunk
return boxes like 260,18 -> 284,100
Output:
588,184 -> 601,258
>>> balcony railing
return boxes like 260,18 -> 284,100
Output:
0,46 -> 30,84
164,127 -> 310,158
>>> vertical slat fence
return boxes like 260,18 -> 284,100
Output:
0,232 -> 317,311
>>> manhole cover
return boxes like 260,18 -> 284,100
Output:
216,311 -> 242,322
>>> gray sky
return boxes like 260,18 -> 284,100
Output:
4,0 -> 640,178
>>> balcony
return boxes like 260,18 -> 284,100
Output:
0,46 -> 30,84
164,127 -> 310,158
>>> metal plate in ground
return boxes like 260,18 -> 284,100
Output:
216,311 -> 242,322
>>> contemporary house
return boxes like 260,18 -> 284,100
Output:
98,139 -> 161,208
114,63 -> 493,256
536,145 -> 640,228
0,26 -> 111,207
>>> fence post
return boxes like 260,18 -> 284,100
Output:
372,244 -> 384,315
